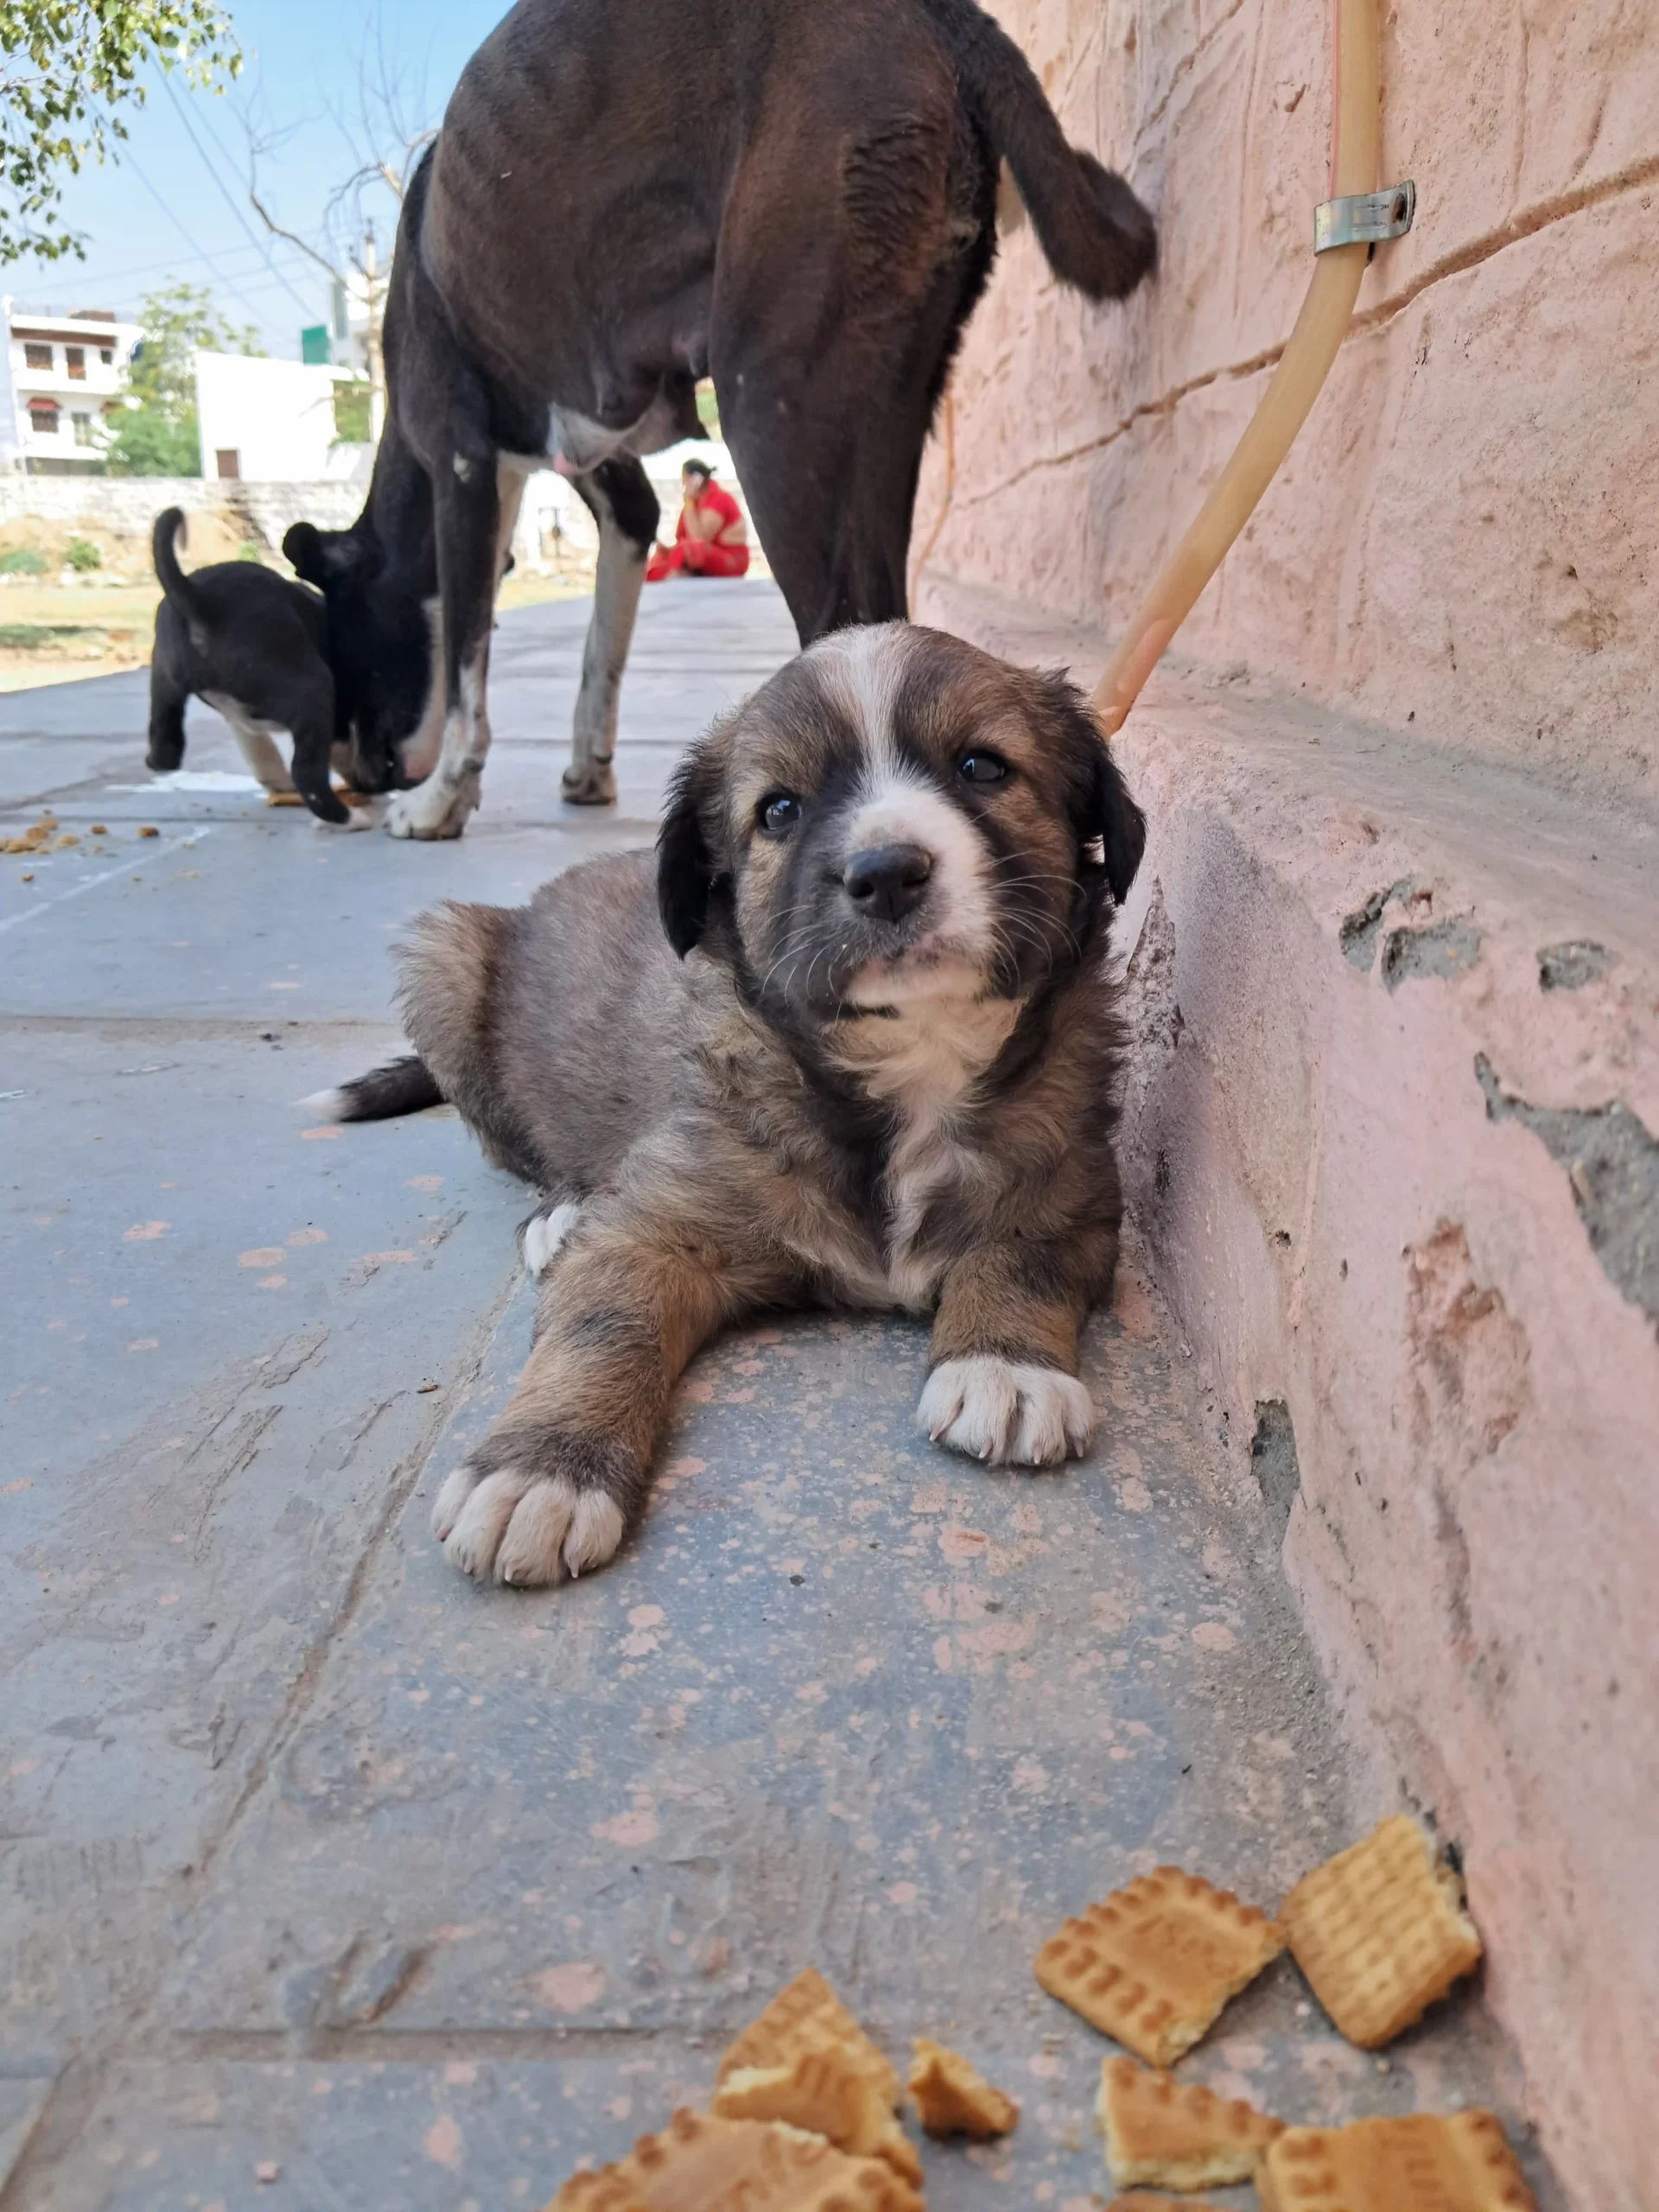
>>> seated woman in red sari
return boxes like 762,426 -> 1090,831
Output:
645,460 -> 751,581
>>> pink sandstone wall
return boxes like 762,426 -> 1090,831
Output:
915,0 -> 1659,815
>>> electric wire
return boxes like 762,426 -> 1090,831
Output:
159,74 -> 317,317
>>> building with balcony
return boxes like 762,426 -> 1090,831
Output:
0,302 -> 141,473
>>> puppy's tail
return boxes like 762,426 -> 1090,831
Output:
152,507 -> 211,652
297,1053 -> 444,1123
918,0 -> 1155,299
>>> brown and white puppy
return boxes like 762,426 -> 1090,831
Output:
308,623 -> 1145,1586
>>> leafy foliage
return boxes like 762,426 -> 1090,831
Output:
331,378 -> 371,444
64,534 -> 100,569
0,544 -> 48,574
105,280 -> 262,477
0,0 -> 240,263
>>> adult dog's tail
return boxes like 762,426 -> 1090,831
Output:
298,1053 -> 444,1122
919,0 -> 1155,298
151,507 -> 213,652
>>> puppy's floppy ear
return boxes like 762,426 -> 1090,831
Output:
283,522 -> 365,588
1039,670 -> 1147,904
283,522 -> 327,585
657,736 -> 728,957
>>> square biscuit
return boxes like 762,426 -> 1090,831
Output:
1034,1867 -> 1285,2065
1259,2111 -> 1536,2212
1280,1815 -> 1483,2047
1096,2055 -> 1283,2189
908,2037 -> 1019,2139
547,2110 -> 924,2212
714,2045 -> 921,2185
716,1968 -> 900,2106
1105,2198 -> 1226,2212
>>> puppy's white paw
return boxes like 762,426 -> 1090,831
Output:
435,1465 -> 625,1586
387,777 -> 477,842
918,1356 -> 1095,1468
430,1460 -> 481,1543
521,1201 -> 582,1280
313,804 -> 376,832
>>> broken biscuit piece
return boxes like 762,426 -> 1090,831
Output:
1259,2111 -> 1535,2212
1096,2055 -> 1282,2189
716,1968 -> 900,2107
907,2037 -> 1019,2139
1106,2198 -> 1225,2212
1034,1868 -> 1285,2065
546,2111 -> 923,2212
714,2044 -> 921,2185
1279,1815 -> 1483,2047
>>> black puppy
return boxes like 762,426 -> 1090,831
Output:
146,508 -> 383,828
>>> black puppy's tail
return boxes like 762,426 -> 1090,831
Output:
152,507 -> 212,652
297,1054 -> 443,1123
918,0 -> 1155,298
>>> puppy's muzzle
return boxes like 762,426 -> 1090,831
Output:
844,842 -> 933,925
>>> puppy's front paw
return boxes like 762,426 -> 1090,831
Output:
429,1460 -> 625,1586
918,1356 -> 1094,1468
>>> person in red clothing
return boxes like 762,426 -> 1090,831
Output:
645,460 -> 750,582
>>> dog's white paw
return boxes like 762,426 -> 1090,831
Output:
387,777 -> 477,841
315,804 -> 376,832
433,1465 -> 624,1586
918,1356 -> 1095,1468
521,1202 -> 582,1280
561,760 -> 616,807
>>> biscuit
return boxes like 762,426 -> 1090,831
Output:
907,2037 -> 1019,2139
716,1968 -> 900,2107
546,2110 -> 923,2212
1279,1815 -> 1483,2047
1258,2111 -> 1535,2212
1105,2199 -> 1225,2212
1033,1868 -> 1285,2064
1096,2055 -> 1282,2188
547,2174 -> 652,2212
714,2045 -> 922,2184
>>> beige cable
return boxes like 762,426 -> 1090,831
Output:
1092,0 -> 1381,734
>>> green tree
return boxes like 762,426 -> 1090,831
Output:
104,279 -> 262,476
1,1 -> 240,264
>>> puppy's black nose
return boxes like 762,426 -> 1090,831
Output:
843,842 -> 933,924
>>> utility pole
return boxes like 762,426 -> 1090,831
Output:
361,219 -> 385,445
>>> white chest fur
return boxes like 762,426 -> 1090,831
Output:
829,993 -> 1022,1311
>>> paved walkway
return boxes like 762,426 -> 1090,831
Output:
2,582 -> 1552,2210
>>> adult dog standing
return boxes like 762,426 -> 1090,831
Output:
291,0 -> 1154,837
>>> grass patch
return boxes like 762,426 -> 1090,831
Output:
0,623 -> 105,648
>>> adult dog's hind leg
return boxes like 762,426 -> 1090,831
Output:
387,459 -> 522,840
563,458 -> 657,806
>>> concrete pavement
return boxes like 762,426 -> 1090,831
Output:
1,582 -> 1558,2209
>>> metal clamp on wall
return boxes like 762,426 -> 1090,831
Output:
1314,181 -> 1416,254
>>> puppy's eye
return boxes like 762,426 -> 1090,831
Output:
758,792 -> 801,836
958,751 -> 1008,786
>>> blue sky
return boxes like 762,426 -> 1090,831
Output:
4,0 -> 511,354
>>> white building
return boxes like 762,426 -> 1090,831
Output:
193,351 -> 343,482
0,302 -> 140,473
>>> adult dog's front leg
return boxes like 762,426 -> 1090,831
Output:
563,459 -> 656,806
430,1218 -> 738,1586
918,1238 -> 1109,1468
387,460 -> 523,841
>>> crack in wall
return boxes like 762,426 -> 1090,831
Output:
949,151 -> 1659,517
